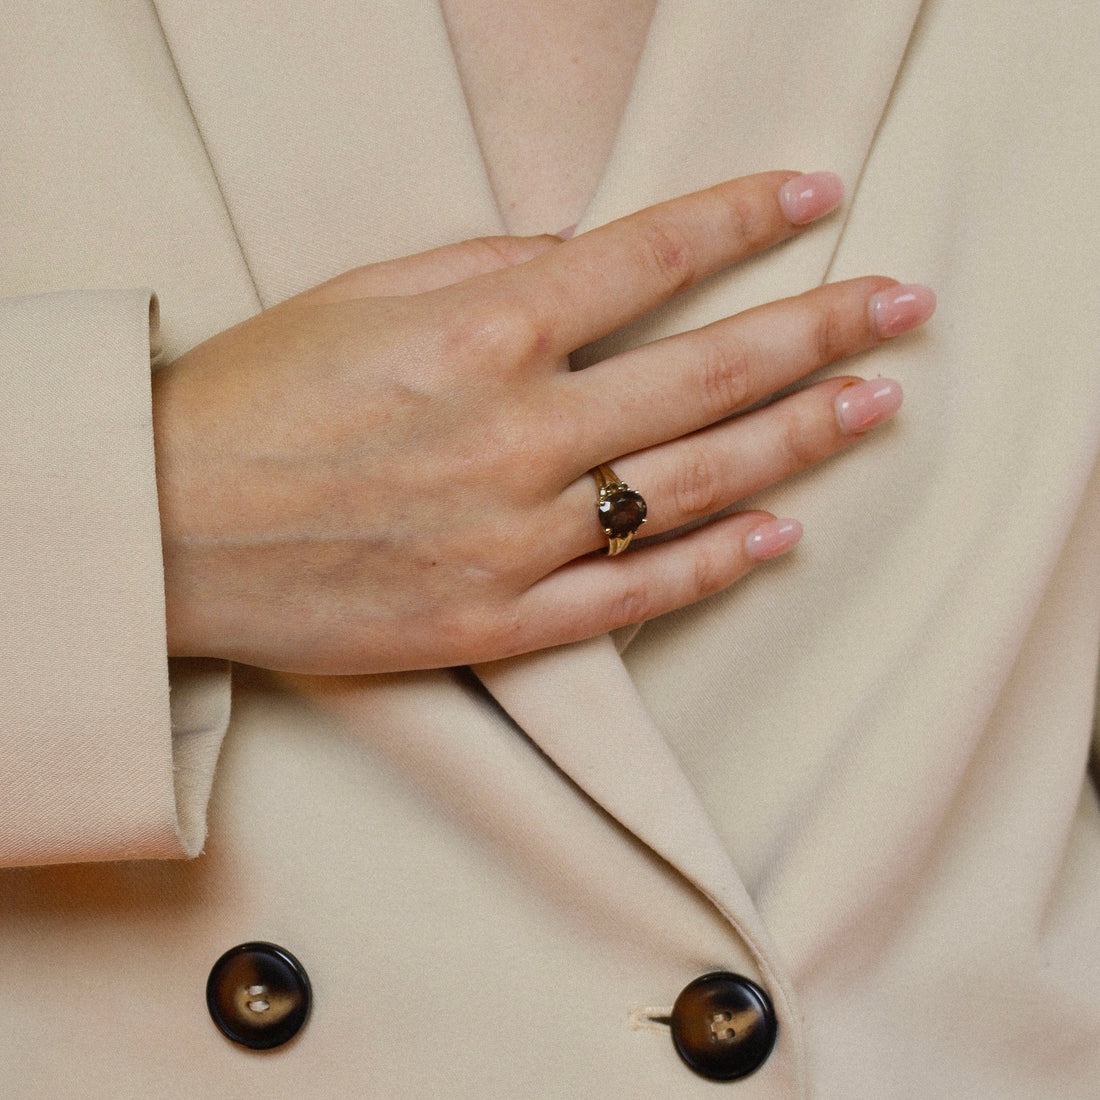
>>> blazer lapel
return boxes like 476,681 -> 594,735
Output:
477,637 -> 759,922
152,0 -> 504,307
473,636 -> 805,1071
152,0 -> 920,316
575,0 -> 925,366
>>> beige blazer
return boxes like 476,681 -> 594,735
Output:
2,1 -> 1099,1095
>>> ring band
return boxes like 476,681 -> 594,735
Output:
592,463 -> 648,555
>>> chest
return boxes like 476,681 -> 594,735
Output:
438,0 -> 657,234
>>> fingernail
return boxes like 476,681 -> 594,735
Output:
869,283 -> 937,338
556,224 -> 578,240
834,378 -> 904,434
745,518 -> 803,561
778,172 -> 844,225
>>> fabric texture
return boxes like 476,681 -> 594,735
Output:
1,0 -> 1099,1095
0,289 -> 226,862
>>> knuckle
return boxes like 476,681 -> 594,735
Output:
809,300 -> 850,366
672,445 -> 725,521
444,293 -> 551,367
438,298 -> 505,356
777,402 -> 829,470
697,335 -> 753,416
496,292 -> 556,363
609,580 -> 654,629
688,543 -> 730,600
637,218 -> 697,296
720,189 -> 772,250
481,601 -> 529,659
470,235 -> 528,270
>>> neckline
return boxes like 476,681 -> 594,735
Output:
437,0 -> 662,236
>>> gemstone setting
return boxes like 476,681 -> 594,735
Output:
598,487 -> 647,539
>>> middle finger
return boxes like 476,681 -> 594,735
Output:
563,276 -> 935,470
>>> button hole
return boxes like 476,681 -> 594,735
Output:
709,1011 -> 736,1042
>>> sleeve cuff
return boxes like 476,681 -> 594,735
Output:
0,290 -> 230,865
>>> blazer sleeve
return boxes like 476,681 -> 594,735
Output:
0,289 -> 229,866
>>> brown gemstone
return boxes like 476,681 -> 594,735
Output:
598,488 -> 647,538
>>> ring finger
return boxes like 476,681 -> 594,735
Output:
551,371 -> 903,560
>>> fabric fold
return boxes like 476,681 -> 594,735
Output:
0,290 -> 228,864
475,635 -> 808,1093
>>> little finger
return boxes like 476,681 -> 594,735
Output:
511,510 -> 803,649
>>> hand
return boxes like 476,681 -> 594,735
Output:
151,170 -> 934,674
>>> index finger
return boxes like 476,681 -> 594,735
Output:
502,170 -> 843,354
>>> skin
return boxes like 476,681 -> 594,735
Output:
440,0 -> 659,234
152,170 -> 928,675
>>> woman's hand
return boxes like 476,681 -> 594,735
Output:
152,170 -> 934,674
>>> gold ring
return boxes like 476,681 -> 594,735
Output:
592,463 -> 647,555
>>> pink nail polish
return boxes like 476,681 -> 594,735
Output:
869,284 -> 937,338
777,172 -> 844,225
745,518 -> 803,561
556,224 -> 578,240
834,378 -> 903,434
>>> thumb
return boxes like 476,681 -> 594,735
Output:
297,233 -> 564,303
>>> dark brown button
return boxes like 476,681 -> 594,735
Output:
206,942 -> 311,1050
670,972 -> 777,1081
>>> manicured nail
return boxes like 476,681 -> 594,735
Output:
835,378 -> 903,434
869,283 -> 937,338
556,224 -> 578,240
778,172 -> 844,225
745,518 -> 803,561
